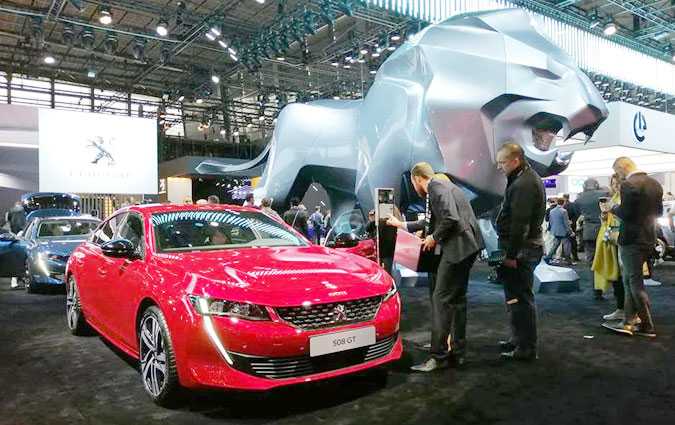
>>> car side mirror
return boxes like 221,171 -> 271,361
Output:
101,239 -> 136,258
0,232 -> 17,242
333,232 -> 359,248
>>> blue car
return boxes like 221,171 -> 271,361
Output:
20,216 -> 100,292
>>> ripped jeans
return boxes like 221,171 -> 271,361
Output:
500,248 -> 542,351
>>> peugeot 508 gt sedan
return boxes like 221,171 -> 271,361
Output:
65,204 -> 401,406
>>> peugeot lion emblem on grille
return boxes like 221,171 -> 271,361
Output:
333,304 -> 348,322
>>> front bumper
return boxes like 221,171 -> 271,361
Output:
31,259 -> 66,285
176,294 -> 401,390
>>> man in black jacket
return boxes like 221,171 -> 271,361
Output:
387,163 -> 484,371
603,157 -> 662,337
282,197 -> 309,237
495,143 -> 546,361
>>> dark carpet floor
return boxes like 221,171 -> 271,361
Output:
0,261 -> 673,425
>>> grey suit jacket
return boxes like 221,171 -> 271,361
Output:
548,206 -> 572,237
574,188 -> 609,241
407,178 -> 484,263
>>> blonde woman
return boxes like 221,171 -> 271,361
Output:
592,174 -> 624,321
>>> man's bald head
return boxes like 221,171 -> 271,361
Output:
613,156 -> 637,179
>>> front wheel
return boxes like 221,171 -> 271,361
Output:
23,261 -> 36,293
139,306 -> 181,407
66,276 -> 90,335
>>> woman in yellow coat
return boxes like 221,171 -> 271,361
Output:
592,174 -> 624,321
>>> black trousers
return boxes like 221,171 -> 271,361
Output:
613,277 -> 625,310
430,252 -> 478,359
500,252 -> 541,351
619,245 -> 655,330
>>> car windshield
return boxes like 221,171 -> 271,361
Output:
37,220 -> 99,239
152,210 -> 307,252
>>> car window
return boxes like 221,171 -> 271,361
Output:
324,209 -> 368,245
117,213 -> 145,257
92,214 -> 123,246
37,220 -> 99,239
152,209 -> 307,252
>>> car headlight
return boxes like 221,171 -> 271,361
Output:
40,252 -> 64,262
188,295 -> 270,321
657,217 -> 670,227
383,282 -> 398,302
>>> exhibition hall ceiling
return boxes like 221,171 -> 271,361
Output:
0,1 -> 672,109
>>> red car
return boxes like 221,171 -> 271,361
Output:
65,204 -> 401,406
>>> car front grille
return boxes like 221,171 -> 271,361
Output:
229,333 -> 397,380
275,296 -> 383,330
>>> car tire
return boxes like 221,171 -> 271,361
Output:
23,261 -> 36,294
138,306 -> 181,407
66,276 -> 90,336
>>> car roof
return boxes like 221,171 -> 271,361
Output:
122,203 -> 260,216
35,216 -> 101,222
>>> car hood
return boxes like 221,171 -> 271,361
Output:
38,239 -> 86,256
154,245 -> 392,307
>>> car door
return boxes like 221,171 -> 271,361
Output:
0,232 -> 26,277
106,212 -> 147,351
80,214 -> 122,333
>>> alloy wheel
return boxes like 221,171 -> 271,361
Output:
139,315 -> 168,397
66,279 -> 80,330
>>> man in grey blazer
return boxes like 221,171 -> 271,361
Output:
544,198 -> 573,264
387,162 -> 484,372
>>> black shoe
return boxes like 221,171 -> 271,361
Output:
500,348 -> 538,361
498,340 -> 516,353
633,326 -> 656,338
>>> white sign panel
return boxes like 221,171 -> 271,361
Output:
39,109 -> 157,194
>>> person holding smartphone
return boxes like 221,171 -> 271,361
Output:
592,174 -> 624,321
572,178 -> 610,298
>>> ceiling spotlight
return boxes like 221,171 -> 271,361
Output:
156,19 -> 169,37
211,73 -> 220,84
343,64 -> 351,69
259,115 -> 265,121
87,65 -> 96,78
43,54 -> 56,64
195,98 -> 204,104
332,95 -> 340,100
103,33 -> 118,54
603,22 -> 617,36
178,95 -> 185,102
369,69 -> 377,75
218,39 -> 228,48
372,51 -> 380,58
357,57 -> 365,63
276,56 -> 285,61
205,32 -> 216,41
131,38 -> 146,60
98,6 -> 112,25
255,0 -> 265,3
387,44 -> 396,51
62,23 -> 75,46
80,29 -> 95,50
220,128 -> 226,135
391,33 -> 401,41
360,48 -> 368,55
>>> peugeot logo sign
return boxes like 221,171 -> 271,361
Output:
633,111 -> 647,143
333,304 -> 348,322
